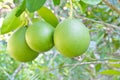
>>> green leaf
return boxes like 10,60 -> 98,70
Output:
100,70 -> 120,75
110,64 -> 120,68
58,62 -> 64,68
37,6 -> 59,27
95,64 -> 101,72
1,8 -> 22,34
112,38 -> 120,49
38,66 -> 49,71
53,0 -> 60,6
15,0 -> 26,17
81,0 -> 102,5
32,18 -> 42,23
26,0 -> 46,12
79,0 -> 88,14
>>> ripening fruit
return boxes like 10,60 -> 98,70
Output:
54,18 -> 90,58
25,20 -> 54,52
7,27 -> 39,62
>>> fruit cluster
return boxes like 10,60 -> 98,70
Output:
7,18 -> 90,62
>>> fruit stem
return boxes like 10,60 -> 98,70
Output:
69,0 -> 73,18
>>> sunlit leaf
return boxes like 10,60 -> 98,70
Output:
110,64 -> 120,68
81,0 -> 102,5
37,6 -> 59,27
100,70 -> 120,75
32,18 -> 42,23
1,8 -> 22,34
38,66 -> 49,71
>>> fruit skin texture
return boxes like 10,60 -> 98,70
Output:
7,27 -> 39,62
54,18 -> 90,58
25,21 -> 54,52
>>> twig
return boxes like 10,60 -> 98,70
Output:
48,60 -> 120,71
64,61 -> 120,66
69,0 -> 73,18
48,50 -> 58,67
77,16 -> 120,30
11,63 -> 25,80
103,0 -> 120,15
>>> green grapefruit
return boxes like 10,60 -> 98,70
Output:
7,27 -> 39,62
54,18 -> 90,58
25,20 -> 54,52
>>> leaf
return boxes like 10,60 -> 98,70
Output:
1,8 -> 22,34
58,62 -> 64,68
38,66 -> 49,71
81,0 -> 102,5
31,18 -> 41,22
100,70 -> 120,75
108,60 -> 120,68
26,0 -> 46,12
37,6 -> 59,27
112,38 -> 120,49
53,0 -> 60,6
110,64 -> 120,68
79,0 -> 88,13
15,0 -> 26,17
95,64 -> 101,72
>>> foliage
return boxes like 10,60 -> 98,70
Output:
0,0 -> 120,80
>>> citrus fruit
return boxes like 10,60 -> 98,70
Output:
7,27 -> 39,62
25,20 -> 54,52
54,18 -> 90,58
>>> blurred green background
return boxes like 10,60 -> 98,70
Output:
0,0 -> 120,80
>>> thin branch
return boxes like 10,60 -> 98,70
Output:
64,61 -> 120,67
103,0 -> 120,15
48,50 -> 58,67
11,63 -> 25,80
48,61 -> 120,71
77,16 -> 120,30
69,0 -> 73,18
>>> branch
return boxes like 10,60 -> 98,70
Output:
11,63 -> 25,80
64,61 -> 120,67
48,61 -> 120,71
77,16 -> 120,31
103,0 -> 120,15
